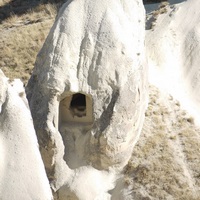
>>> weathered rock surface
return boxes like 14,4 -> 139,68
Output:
26,0 -> 147,198
146,0 -> 200,122
0,70 -> 53,200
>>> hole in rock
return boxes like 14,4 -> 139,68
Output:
70,93 -> 86,117
59,92 -> 93,125
59,92 -> 94,169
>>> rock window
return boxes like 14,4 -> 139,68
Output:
70,93 -> 86,117
59,92 -> 93,124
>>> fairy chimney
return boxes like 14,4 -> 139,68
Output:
26,0 -> 148,197
0,70 -> 52,200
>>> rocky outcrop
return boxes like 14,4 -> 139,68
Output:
146,0 -> 200,121
0,70 -> 52,200
26,0 -> 147,198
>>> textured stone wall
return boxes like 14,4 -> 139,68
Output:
26,0 -> 148,198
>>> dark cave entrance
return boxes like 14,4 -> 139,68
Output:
69,93 -> 86,117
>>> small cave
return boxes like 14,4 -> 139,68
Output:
58,92 -> 94,168
70,93 -> 86,118
59,92 -> 93,125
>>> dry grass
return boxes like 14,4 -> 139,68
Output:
125,87 -> 200,200
124,85 -> 200,199
159,1 -> 169,9
0,0 -> 10,6
2,3 -> 57,28
146,1 -> 169,30
0,1 -> 59,83
0,21 -> 53,82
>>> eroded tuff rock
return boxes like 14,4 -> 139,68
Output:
0,70 -> 52,200
146,0 -> 200,119
26,0 -> 148,198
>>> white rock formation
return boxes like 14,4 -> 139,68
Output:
26,0 -> 147,198
146,0 -> 200,123
0,70 -> 53,200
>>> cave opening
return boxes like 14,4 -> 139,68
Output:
59,92 -> 93,125
70,93 -> 86,117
